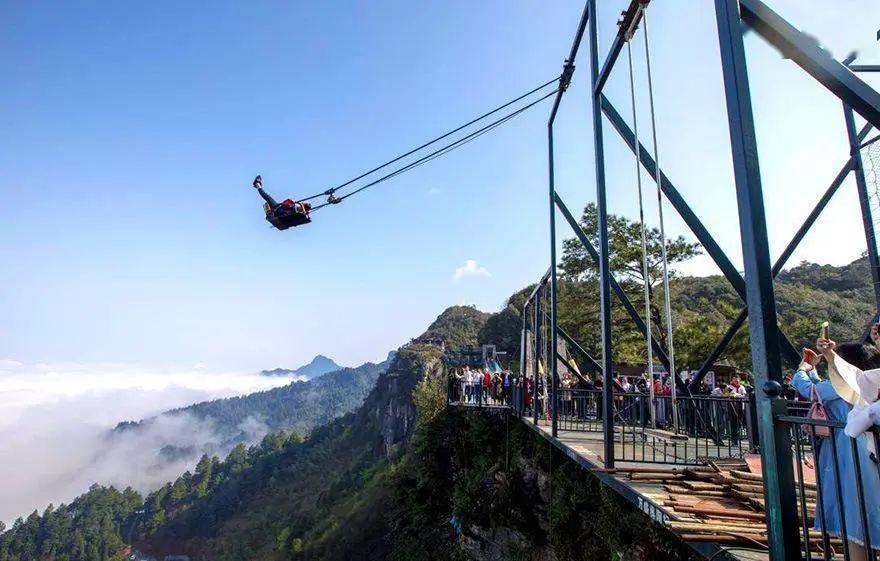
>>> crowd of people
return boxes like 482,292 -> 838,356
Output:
446,324 -> 880,556
448,361 -> 755,433
449,366 -> 513,405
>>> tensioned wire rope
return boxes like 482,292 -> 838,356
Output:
624,5 -> 679,433
625,27 -> 659,430
296,76 -> 562,209
643,10 -> 679,434
311,87 -> 560,211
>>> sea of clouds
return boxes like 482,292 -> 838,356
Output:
0,359 -> 295,526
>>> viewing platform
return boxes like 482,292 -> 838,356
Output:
448,386 -> 871,561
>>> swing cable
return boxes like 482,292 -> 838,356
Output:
309,87 -> 559,211
625,34 -> 658,430
298,76 -> 561,205
642,9 -> 679,434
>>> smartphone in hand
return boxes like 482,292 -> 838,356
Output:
802,348 -> 820,365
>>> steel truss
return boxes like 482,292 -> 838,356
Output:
518,2 -> 880,560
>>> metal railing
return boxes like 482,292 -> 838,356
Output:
447,376 -> 880,557
454,382 -> 823,465
778,415 -> 880,561
551,388 -> 758,465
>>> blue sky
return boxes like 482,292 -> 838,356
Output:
1,1 -> 878,371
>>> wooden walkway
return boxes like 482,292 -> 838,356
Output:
520,417 -> 767,561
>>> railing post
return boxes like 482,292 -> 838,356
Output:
587,0 -> 615,468
548,123 -> 560,438
714,1 -> 800,559
844,104 -> 880,315
519,318 -> 527,416
747,388 -> 760,450
533,290 -> 541,426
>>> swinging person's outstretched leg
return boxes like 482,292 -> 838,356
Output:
253,175 -> 279,208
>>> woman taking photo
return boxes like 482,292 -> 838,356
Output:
792,338 -> 880,560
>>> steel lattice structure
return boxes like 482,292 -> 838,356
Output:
518,2 -> 880,560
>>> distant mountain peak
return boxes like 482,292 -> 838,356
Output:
261,354 -> 342,380
307,354 -> 336,367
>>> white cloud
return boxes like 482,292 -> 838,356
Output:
452,259 -> 491,282
428,187 -> 441,195
0,361 -> 293,525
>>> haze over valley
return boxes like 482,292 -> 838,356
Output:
0,355 -> 368,525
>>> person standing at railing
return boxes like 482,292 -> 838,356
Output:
481,369 -> 492,405
491,370 -> 503,404
467,368 -> 478,404
561,373 -> 575,417
525,376 -> 533,411
847,322 -> 880,444
502,370 -> 511,406
473,368 -> 481,404
794,339 -> 880,559
652,375 -> 665,427
460,368 -> 467,403
449,369 -> 460,403
728,376 -> 747,444
459,368 -> 467,403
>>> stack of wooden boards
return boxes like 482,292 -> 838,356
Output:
601,458 -> 840,556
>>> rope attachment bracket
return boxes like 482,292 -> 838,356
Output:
617,0 -> 650,42
560,60 -> 575,92
325,189 -> 341,205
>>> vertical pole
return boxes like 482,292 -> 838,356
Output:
747,389 -> 760,450
714,1 -> 800,560
549,124 -> 560,438
844,105 -> 880,314
588,0 -> 615,468
520,318 -> 527,416
534,291 -> 542,426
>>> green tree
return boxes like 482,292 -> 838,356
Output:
560,202 -> 701,287
290,537 -> 304,558
193,454 -> 214,498
226,443 -> 250,474
170,478 -> 188,504
146,487 -> 168,532
556,202 -> 701,364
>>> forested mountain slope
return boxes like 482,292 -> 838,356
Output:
111,359 -> 389,466
129,309 -> 484,559
0,305 -> 693,561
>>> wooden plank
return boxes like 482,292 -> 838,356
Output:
683,481 -> 725,491
667,521 -> 767,534
671,505 -> 765,521
664,486 -> 728,497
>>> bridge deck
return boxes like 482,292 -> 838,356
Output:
452,402 -> 773,561
520,415 -> 769,561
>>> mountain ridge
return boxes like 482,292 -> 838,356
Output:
261,354 -> 342,379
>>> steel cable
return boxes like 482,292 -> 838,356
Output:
299,76 -> 561,203
309,88 -> 559,210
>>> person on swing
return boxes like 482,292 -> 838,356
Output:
252,175 -> 311,226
